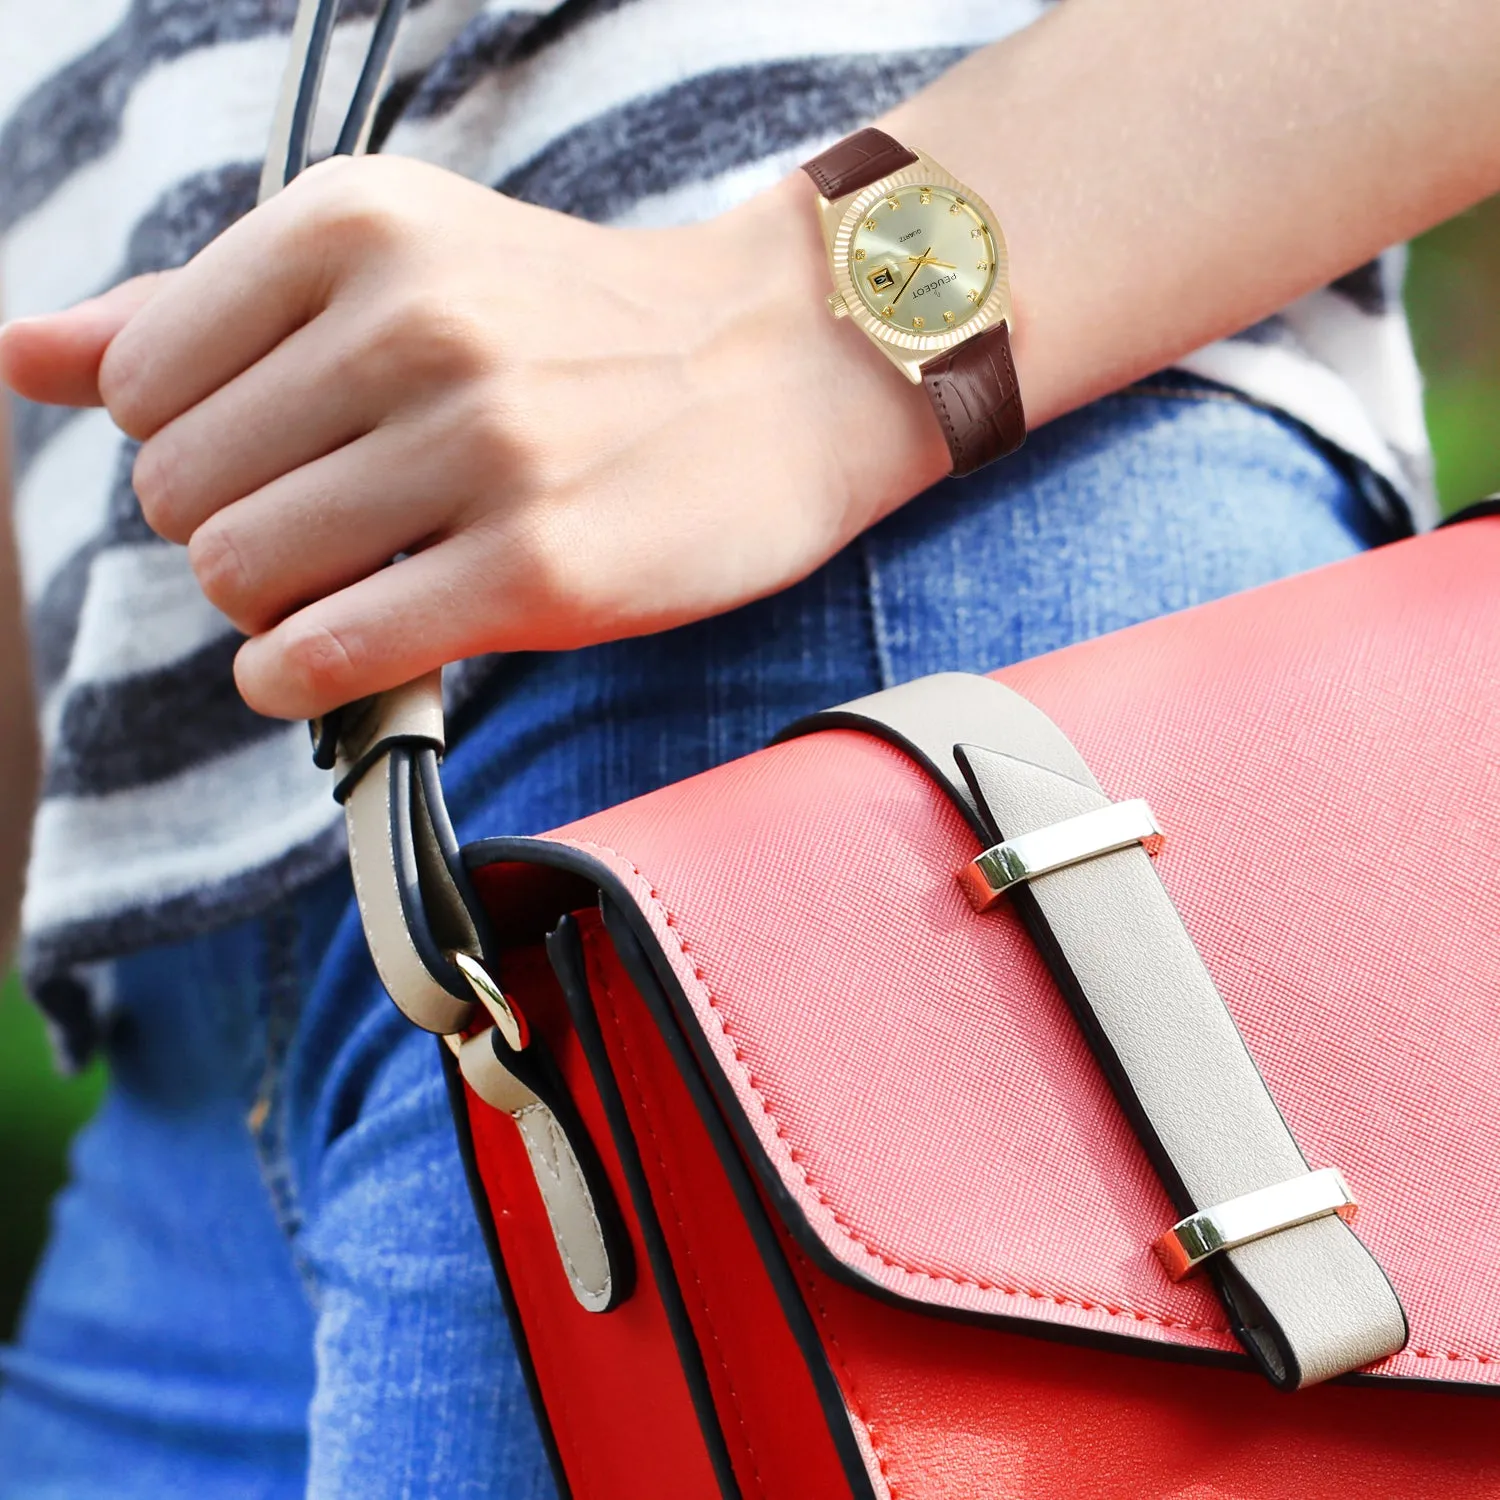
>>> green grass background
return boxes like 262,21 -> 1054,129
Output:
2,198 -> 1498,1343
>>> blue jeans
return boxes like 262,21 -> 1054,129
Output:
0,379 -> 1400,1497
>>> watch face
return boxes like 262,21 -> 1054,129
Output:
848,185 -> 996,335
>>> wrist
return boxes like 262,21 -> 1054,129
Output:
712,172 -> 953,532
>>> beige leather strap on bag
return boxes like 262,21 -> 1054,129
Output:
262,6 -> 625,1314
782,673 -> 1408,1388
326,677 -> 624,1314
333,676 -> 479,1035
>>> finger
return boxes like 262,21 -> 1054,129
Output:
234,539 -> 505,720
186,421 -> 475,634
97,156 -> 361,440
135,306 -> 381,542
0,274 -> 169,407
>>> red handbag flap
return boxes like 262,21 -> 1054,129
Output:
525,522 -> 1500,1387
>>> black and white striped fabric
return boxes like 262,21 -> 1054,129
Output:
0,0 -> 1434,1062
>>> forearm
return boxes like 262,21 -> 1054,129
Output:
767,0 -> 1500,460
0,382 -> 39,969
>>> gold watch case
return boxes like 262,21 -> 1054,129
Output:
818,151 -> 1012,385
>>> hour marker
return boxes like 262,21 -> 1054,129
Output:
949,196 -> 966,214
970,227 -> 984,238
977,260 -> 991,271
912,316 -> 925,329
919,188 -> 932,205
967,288 -> 982,303
943,310 -> 956,324
881,305 -> 894,317
853,248 -> 866,261
885,196 -> 900,210
864,217 -> 879,231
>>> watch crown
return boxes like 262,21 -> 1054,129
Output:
826,291 -> 850,320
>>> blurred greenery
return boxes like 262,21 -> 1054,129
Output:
0,199 -> 1497,1346
1406,194 -> 1500,507
1,970 -> 105,1338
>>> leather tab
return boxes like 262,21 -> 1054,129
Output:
454,1028 -> 624,1314
801,125 -> 919,201
921,320 -> 1027,475
783,671 -> 1407,1388
953,736 -> 1407,1388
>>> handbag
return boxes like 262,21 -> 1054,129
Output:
268,10 -> 1500,1495
332,511 -> 1500,1497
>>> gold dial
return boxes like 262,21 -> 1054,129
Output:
848,186 -> 995,335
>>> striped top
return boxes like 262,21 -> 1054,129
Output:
1,0 -> 1433,1062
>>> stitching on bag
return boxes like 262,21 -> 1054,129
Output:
561,843 -> 1500,1368
559,840 -> 1231,1340
790,1245 -> 899,1500
591,940 -> 769,1500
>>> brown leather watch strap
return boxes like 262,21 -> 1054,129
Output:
801,127 -> 918,200
920,321 -> 1027,476
805,126 -> 1027,477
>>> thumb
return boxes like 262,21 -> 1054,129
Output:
0,272 -> 173,408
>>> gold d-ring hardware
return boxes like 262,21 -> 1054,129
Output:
960,799 -> 1164,912
1154,1168 -> 1359,1281
443,952 -> 525,1055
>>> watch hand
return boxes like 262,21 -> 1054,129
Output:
892,250 -> 934,307
907,254 -> 955,269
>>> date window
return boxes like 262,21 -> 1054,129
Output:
867,265 -> 897,293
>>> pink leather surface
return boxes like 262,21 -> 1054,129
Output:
541,522 -> 1500,1385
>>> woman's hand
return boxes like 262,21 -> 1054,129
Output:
0,155 -> 945,719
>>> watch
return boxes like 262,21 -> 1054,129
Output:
802,127 -> 1026,476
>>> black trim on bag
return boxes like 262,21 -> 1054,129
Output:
545,915 -> 743,1500
436,758 -> 637,1317
439,1040 -> 574,1500
460,834 -> 1499,1399
1438,498 -> 1500,528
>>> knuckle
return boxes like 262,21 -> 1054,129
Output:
361,292 -> 492,393
299,160 -> 410,257
505,510 -> 594,618
132,439 -> 191,541
277,619 -> 359,705
188,522 -> 260,627
98,338 -> 156,441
